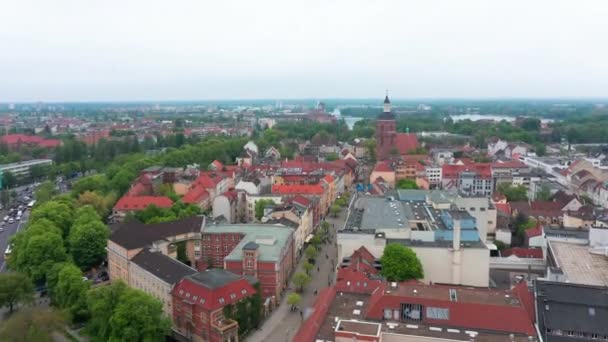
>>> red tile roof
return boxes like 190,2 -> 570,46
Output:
0,134 -> 60,148
172,274 -> 256,312
210,160 -> 224,170
292,286 -> 337,342
373,160 -> 393,173
502,247 -> 543,259
366,282 -> 536,336
491,160 -> 527,169
195,173 -> 223,189
524,225 -> 543,238
395,133 -> 419,154
494,203 -> 511,215
182,185 -> 209,204
114,196 -> 173,211
442,163 -> 492,178
272,184 -> 324,195
291,195 -> 311,207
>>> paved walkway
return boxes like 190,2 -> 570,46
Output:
247,205 -> 347,342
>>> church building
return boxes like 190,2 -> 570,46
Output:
375,94 -> 419,160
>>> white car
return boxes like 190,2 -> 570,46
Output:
0,227 -> 4,232
8,218 -> 14,224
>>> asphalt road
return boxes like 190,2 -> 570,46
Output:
0,209 -> 29,272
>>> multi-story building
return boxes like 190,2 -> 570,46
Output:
108,216 -> 296,302
112,195 -> 173,221
200,224 -> 295,299
535,280 -> 608,341
0,158 -> 53,179
339,190 -> 493,287
294,265 -> 537,342
375,95 -> 419,160
107,216 -> 204,284
129,247 -> 196,316
442,163 -> 493,196
172,269 -> 258,342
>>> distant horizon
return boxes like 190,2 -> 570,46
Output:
2,96 -> 608,106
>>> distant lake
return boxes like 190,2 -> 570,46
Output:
332,108 -> 363,129
450,114 -> 555,123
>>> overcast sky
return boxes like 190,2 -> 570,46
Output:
1,0 -> 607,102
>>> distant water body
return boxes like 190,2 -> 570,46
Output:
450,114 -> 555,123
332,108 -> 363,129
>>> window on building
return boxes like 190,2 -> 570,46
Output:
185,292 -> 190,298
199,298 -> 206,305
224,245 -> 229,252
589,307 -> 596,316
219,297 -> 225,304
195,251 -> 201,257
247,259 -> 253,269
194,240 -> 200,247
230,293 -> 236,300
216,246 -> 220,253
193,296 -> 198,301
426,307 -> 449,320
241,289 -> 247,295
480,207 -> 486,211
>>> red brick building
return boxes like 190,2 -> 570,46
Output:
200,224 -> 295,300
172,269 -> 257,342
375,95 -> 419,160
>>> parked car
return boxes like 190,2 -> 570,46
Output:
8,218 -> 14,224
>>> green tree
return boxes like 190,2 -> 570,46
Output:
249,282 -> 263,328
292,272 -> 311,292
0,307 -> 66,342
255,199 -> 275,221
305,245 -> 318,260
70,174 -> 110,196
110,169 -> 137,195
0,189 -> 9,208
363,139 -> 376,162
52,263 -> 90,322
330,203 -> 341,217
108,288 -> 171,342
77,190 -> 117,218
69,219 -> 110,270
497,183 -> 528,202
0,272 -> 35,313
86,281 -> 128,341
380,243 -> 424,281
535,185 -> 552,201
10,230 -> 68,283
325,152 -> 339,161
303,261 -> 314,275
34,181 -> 57,205
396,179 -> 419,190
29,201 -> 74,238
2,170 -> 17,189
287,292 -> 301,310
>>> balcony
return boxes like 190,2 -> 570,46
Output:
212,318 -> 238,333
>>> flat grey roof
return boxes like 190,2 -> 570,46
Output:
354,197 -> 409,231
550,241 -> 608,286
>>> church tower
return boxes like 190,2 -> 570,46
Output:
376,92 -> 397,160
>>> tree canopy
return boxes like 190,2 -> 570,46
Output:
380,243 -> 424,281
108,288 -> 171,342
0,272 -> 35,313
254,199 -> 276,221
497,183 -> 528,202
396,179 -> 419,190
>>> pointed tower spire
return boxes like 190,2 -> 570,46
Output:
383,90 -> 391,113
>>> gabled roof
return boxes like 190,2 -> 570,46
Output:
114,195 -> 173,211
395,133 -> 419,155
172,269 -> 257,311
182,184 -> 209,204
109,216 -> 204,249
131,248 -> 196,285
272,184 -> 324,195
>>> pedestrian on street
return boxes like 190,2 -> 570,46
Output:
317,266 -> 320,272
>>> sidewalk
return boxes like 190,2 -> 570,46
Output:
247,208 -> 346,342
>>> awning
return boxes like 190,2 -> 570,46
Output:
305,234 -> 314,243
